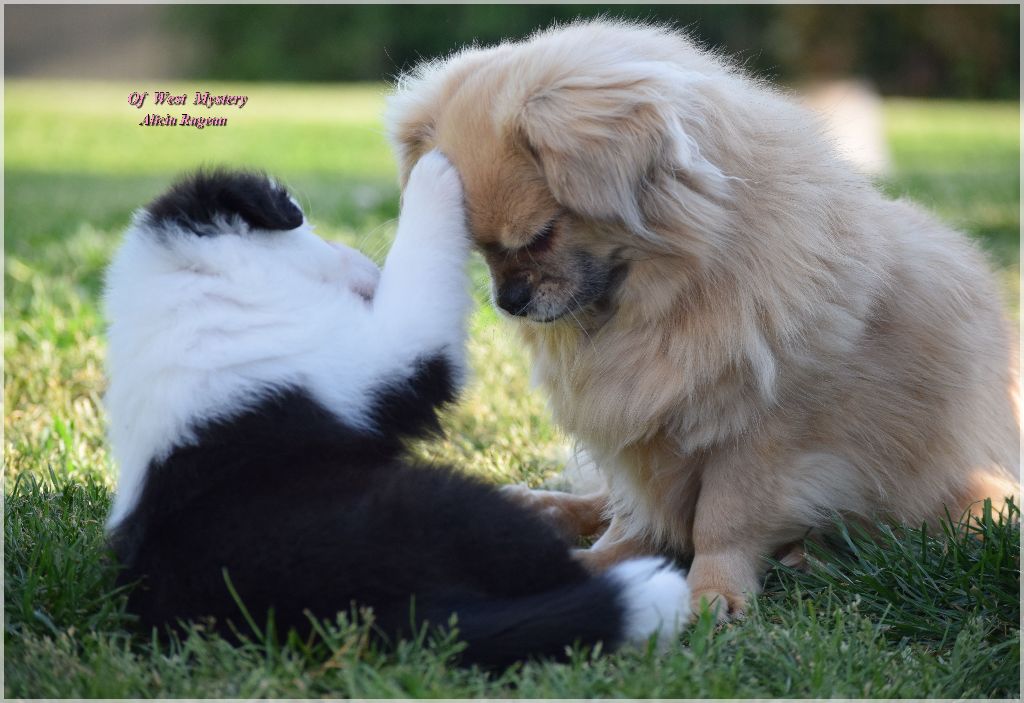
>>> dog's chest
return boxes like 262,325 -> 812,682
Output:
530,335 -> 764,455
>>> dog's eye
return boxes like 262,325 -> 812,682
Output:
524,218 -> 557,254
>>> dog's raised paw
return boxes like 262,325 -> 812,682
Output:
406,150 -> 463,206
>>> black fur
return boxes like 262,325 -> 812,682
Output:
110,356 -> 631,668
144,169 -> 304,233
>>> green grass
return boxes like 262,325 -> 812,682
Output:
4,81 -> 1020,697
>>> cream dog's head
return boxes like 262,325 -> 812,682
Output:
386,20 -> 750,325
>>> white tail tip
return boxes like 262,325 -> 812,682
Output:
609,557 -> 690,649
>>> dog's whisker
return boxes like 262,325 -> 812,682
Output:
354,217 -> 400,262
564,292 -> 593,348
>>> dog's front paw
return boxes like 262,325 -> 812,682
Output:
403,150 -> 465,221
690,588 -> 747,623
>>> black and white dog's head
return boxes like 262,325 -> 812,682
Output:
145,169 -> 305,234
123,169 -> 381,301
104,170 -> 382,528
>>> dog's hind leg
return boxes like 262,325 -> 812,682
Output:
500,485 -> 610,540
572,513 -> 659,572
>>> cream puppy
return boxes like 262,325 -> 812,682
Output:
386,20 -> 1020,619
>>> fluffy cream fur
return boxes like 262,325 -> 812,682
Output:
386,20 -> 1020,617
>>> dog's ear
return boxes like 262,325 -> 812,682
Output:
146,169 -> 304,233
386,67 -> 449,188
388,47 -> 509,188
386,103 -> 434,190
511,65 -> 729,233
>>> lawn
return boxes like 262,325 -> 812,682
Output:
4,81 -> 1020,698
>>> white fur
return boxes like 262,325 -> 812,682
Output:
104,151 -> 471,529
607,557 -> 689,648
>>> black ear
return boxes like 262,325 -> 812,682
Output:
145,169 -> 304,233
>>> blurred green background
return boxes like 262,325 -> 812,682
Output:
171,4 -> 1021,97
6,5 -> 1020,97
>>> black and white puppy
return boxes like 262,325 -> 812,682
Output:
103,152 -> 688,667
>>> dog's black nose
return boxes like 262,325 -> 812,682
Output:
497,279 -> 532,316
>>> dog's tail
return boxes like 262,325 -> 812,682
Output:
410,557 -> 689,668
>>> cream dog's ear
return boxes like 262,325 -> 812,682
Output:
512,64 -> 729,234
385,66 -> 440,187
389,43 -> 517,188
386,88 -> 436,189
